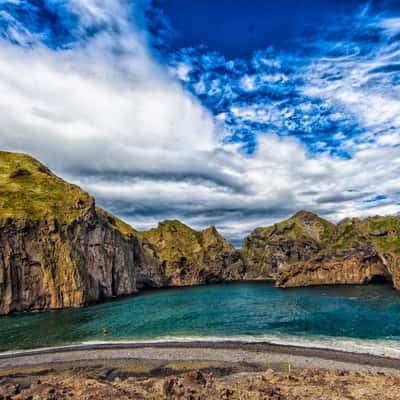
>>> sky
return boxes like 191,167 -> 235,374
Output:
0,0 -> 399,245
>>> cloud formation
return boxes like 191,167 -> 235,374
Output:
163,7 -> 400,159
0,0 -> 399,244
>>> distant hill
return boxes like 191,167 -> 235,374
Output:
241,210 -> 400,289
137,220 -> 244,286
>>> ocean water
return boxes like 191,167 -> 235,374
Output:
1,282 -> 400,357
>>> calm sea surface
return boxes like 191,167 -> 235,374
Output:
1,282 -> 400,356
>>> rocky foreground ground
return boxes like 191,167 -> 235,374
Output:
1,359 -> 400,400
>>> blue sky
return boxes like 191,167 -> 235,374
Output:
0,0 -> 399,244
147,0 -> 400,156
149,0 -> 365,57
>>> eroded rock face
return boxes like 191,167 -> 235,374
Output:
137,221 -> 245,286
276,217 -> 399,289
276,249 -> 389,288
243,211 -> 400,290
0,151 -> 155,315
0,207 -> 140,315
241,211 -> 335,279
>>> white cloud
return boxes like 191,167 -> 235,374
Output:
240,75 -> 256,91
0,2 -> 218,172
378,17 -> 400,35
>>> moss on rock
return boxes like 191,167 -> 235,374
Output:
0,151 -> 93,222
137,220 -> 245,286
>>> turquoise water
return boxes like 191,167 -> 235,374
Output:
1,282 -> 400,355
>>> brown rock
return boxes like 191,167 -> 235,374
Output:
241,211 -> 335,279
276,217 -> 396,289
265,368 -> 275,380
0,151 -> 159,315
137,220 -> 245,287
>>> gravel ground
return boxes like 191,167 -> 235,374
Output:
1,342 -> 400,374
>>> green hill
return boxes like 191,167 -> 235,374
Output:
241,211 -> 335,278
0,151 -> 93,222
137,220 -> 244,286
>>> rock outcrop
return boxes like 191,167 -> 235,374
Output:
137,220 -> 245,286
241,211 -> 335,279
3,360 -> 400,400
0,151 -> 147,314
244,213 -> 400,290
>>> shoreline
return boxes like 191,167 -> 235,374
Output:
1,340 -> 400,373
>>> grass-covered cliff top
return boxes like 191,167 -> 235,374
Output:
95,207 -> 137,237
137,219 -> 235,265
332,216 -> 400,254
251,210 -> 335,243
0,151 -> 140,239
245,209 -> 400,255
364,216 -> 400,254
0,151 -> 95,221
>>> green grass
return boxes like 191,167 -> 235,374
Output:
0,151 -> 95,222
329,216 -> 400,253
137,220 -> 236,271
365,216 -> 400,232
373,236 -> 400,254
278,362 -> 290,372
249,211 -> 335,243
332,223 -> 358,250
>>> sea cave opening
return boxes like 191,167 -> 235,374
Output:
368,274 -> 392,284
364,256 -> 393,285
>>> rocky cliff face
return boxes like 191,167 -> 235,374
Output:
274,216 -> 399,289
241,211 -> 335,279
0,209 -> 142,314
137,221 -> 245,286
242,211 -> 400,290
276,247 -> 389,288
2,151 -> 400,315
0,152 -> 151,314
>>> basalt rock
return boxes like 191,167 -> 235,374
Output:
137,221 -> 245,286
0,151 -> 150,314
241,211 -> 335,279
275,216 -> 399,289
0,210 -> 142,314
276,246 -> 389,288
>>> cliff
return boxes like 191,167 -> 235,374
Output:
241,211 -> 335,279
243,212 -> 400,289
277,215 -> 400,289
2,151 -> 400,315
137,220 -> 245,286
0,151 -> 148,314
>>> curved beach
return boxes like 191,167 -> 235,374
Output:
1,341 -> 400,373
